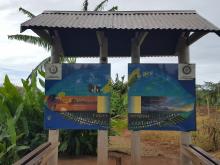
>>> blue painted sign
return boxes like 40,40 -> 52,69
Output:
128,64 -> 196,131
44,64 -> 110,130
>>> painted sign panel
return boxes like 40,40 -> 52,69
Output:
128,64 -> 196,131
45,96 -> 97,112
45,64 -> 110,96
44,64 -> 110,130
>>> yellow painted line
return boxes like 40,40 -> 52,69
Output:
98,96 -> 107,113
132,96 -> 141,113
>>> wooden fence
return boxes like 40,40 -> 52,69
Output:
14,142 -> 220,165
13,142 -> 59,165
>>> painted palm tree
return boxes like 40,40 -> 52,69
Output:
8,0 -> 118,79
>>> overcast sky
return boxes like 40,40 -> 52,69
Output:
0,0 -> 220,86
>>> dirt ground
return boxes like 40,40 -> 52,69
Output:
59,156 -> 179,165
59,130 -> 180,165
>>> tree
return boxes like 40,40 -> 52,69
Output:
196,82 -> 220,116
82,0 -> 118,11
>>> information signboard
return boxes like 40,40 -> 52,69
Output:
128,64 -> 196,131
45,64 -> 110,130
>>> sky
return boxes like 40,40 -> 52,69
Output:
0,0 -> 220,86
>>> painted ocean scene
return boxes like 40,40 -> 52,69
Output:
46,64 -> 111,96
128,64 -> 195,97
128,64 -> 196,131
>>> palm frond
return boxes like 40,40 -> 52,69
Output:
82,0 -> 89,11
94,0 -> 108,11
26,57 -> 51,80
108,6 -> 118,11
19,7 -> 35,18
8,34 -> 51,51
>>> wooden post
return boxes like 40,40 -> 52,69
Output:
47,35 -> 60,165
131,32 -> 148,165
96,31 -> 108,165
177,34 -> 192,165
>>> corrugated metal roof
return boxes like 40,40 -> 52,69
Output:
21,10 -> 220,32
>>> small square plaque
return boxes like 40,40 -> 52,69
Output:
178,64 -> 195,80
45,64 -> 62,80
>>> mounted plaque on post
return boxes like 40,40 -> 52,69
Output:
44,64 -> 111,130
128,64 -> 196,131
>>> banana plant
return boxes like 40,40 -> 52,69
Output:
0,76 -> 29,164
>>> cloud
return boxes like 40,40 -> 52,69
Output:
0,0 -> 220,86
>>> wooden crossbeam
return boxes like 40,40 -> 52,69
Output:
32,29 -> 52,44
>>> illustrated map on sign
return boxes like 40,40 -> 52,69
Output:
128,64 -> 196,131
44,64 -> 110,130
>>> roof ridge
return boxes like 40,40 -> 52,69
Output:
43,10 -> 197,14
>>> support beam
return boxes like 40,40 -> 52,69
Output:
176,33 -> 189,62
96,31 -> 108,63
32,29 -> 52,45
177,34 -> 193,165
187,31 -> 208,46
96,31 -> 108,165
131,32 -> 148,63
47,34 -> 60,165
54,30 -> 65,57
131,31 -> 148,165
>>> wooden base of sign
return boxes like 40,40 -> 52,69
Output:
97,130 -> 108,165
47,130 -> 59,165
131,131 -> 141,165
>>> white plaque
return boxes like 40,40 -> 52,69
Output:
178,64 -> 195,80
45,64 -> 62,80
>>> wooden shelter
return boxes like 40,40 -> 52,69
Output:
21,10 -> 220,165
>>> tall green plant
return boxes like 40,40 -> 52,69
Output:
111,74 -> 128,117
0,76 -> 31,164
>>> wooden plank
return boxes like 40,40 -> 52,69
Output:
13,142 -> 51,165
26,142 -> 59,165
41,142 -> 60,165
190,145 -> 220,164
182,145 -> 218,165
182,146 -> 208,165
